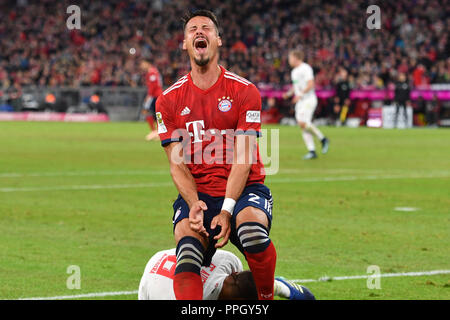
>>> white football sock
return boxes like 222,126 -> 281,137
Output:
306,123 -> 325,140
302,130 -> 316,151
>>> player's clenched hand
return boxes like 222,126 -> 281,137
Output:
211,210 -> 231,248
189,200 -> 209,237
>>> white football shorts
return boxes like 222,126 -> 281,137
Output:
295,95 -> 318,124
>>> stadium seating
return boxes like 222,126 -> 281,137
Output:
0,0 -> 448,123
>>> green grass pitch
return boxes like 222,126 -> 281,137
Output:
0,122 -> 449,300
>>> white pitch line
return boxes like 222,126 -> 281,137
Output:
15,269 -> 450,300
0,170 -> 169,178
1,172 -> 449,193
0,182 -> 174,193
394,207 -> 420,212
18,290 -> 139,300
269,172 -> 450,184
291,269 -> 450,283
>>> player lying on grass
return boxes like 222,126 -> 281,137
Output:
138,248 -> 315,300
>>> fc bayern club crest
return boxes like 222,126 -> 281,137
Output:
217,96 -> 233,112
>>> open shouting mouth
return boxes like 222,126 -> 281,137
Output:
194,37 -> 208,55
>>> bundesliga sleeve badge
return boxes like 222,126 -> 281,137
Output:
156,112 -> 167,134
217,96 -> 233,112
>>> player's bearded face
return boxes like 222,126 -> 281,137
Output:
184,17 -> 222,67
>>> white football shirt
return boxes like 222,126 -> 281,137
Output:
291,62 -> 316,100
138,249 -> 243,300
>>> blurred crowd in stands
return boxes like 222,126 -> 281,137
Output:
0,0 -> 449,124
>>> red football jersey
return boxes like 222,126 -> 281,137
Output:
146,66 -> 163,97
156,65 -> 265,197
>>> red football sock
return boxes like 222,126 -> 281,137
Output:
245,241 -> 277,300
173,272 -> 203,300
146,116 -> 155,131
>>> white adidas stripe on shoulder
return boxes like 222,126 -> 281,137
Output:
224,74 -> 250,86
163,76 -> 188,95
169,75 -> 188,87
163,80 -> 188,95
224,71 -> 251,84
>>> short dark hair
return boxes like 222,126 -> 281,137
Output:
233,271 -> 258,300
182,9 -> 220,35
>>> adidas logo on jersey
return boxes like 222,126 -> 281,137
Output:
180,106 -> 191,116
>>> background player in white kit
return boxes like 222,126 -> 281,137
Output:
283,50 -> 329,160
138,248 -> 315,300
